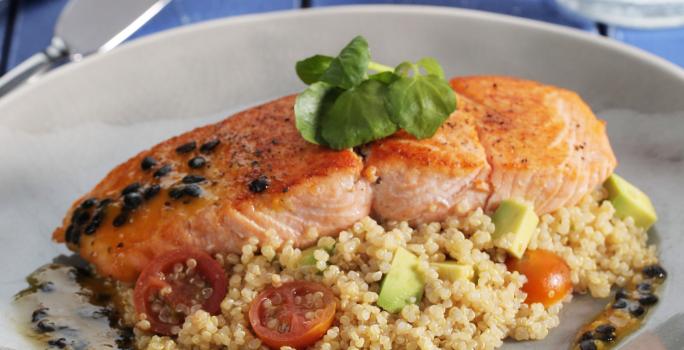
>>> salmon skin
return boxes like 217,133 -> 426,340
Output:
53,76 -> 616,282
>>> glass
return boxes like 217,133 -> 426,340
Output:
556,0 -> 684,28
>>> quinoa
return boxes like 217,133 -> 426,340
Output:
127,189 -> 657,350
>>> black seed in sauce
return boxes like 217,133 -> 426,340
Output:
121,182 -> 142,196
579,331 -> 594,342
188,156 -> 206,169
143,184 -> 161,200
579,339 -> 597,350
31,307 -> 49,322
112,212 -> 129,227
182,174 -> 206,184
141,156 -> 157,171
611,299 -> 627,309
638,294 -> 659,306
169,187 -> 185,199
614,288 -> 629,301
64,225 -> 80,245
628,303 -> 645,317
183,184 -> 202,197
123,192 -> 143,210
176,141 -> 197,154
200,139 -> 220,153
84,209 -> 105,235
642,264 -> 667,280
636,282 -> 653,294
248,175 -> 269,193
47,337 -> 67,348
594,324 -> 616,342
35,319 -> 56,333
153,164 -> 172,178
73,210 -> 90,226
79,198 -> 98,209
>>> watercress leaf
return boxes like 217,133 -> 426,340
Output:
320,36 -> 370,89
394,61 -> 415,77
417,57 -> 445,79
296,55 -> 333,85
386,75 -> 457,139
321,79 -> 398,150
294,81 -> 341,144
369,71 -> 399,85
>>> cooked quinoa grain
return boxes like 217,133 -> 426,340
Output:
127,190 -> 657,350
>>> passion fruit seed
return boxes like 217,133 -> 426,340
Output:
143,184 -> 161,200
176,141 -> 197,154
642,264 -> 667,280
141,156 -> 157,171
579,340 -> 597,350
188,156 -> 206,169
153,164 -> 172,178
80,198 -> 98,209
248,175 -> 269,193
182,175 -> 206,184
121,182 -> 142,196
200,139 -> 220,153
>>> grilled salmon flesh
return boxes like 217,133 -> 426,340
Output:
53,76 -> 616,282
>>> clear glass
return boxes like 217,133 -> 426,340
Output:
556,0 -> 684,28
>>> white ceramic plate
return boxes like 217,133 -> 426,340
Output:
0,5 -> 682,349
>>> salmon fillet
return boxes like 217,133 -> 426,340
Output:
53,95 -> 372,282
53,76 -> 616,282
450,76 -> 617,214
364,96 -> 491,224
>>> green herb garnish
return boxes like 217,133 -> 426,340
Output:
294,35 -> 457,150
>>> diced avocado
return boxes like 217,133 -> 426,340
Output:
377,247 -> 424,313
298,241 -> 335,267
431,262 -> 474,282
604,174 -> 657,229
492,199 -> 539,259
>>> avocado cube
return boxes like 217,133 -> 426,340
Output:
298,241 -> 335,267
604,174 -> 657,229
492,199 -> 539,259
431,262 -> 474,282
377,247 -> 424,313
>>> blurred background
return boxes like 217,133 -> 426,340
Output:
0,0 -> 682,78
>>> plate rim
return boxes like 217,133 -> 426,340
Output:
1,4 -> 684,109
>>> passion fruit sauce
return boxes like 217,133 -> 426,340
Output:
13,255 -> 133,349
571,264 -> 668,350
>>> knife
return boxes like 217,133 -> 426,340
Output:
0,0 -> 171,98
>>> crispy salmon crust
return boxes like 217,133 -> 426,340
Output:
450,76 -> 617,214
53,76 -> 616,282
53,95 -> 372,282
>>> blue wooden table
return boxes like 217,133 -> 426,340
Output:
1,0 -> 682,76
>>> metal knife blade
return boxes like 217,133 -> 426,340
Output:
0,0 -> 170,98
56,0 -> 171,57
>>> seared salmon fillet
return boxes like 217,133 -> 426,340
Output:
53,76 -> 616,282
364,96 -> 491,224
53,95 -> 372,282
450,76 -> 617,214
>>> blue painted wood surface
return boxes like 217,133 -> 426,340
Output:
5,0 -> 299,69
0,0 -> 9,74
2,0 -> 684,71
310,0 -> 596,30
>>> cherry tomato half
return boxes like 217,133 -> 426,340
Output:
506,249 -> 572,307
249,281 -> 336,349
134,248 -> 228,335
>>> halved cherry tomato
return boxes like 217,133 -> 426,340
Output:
506,249 -> 572,307
134,248 -> 228,335
249,281 -> 336,349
